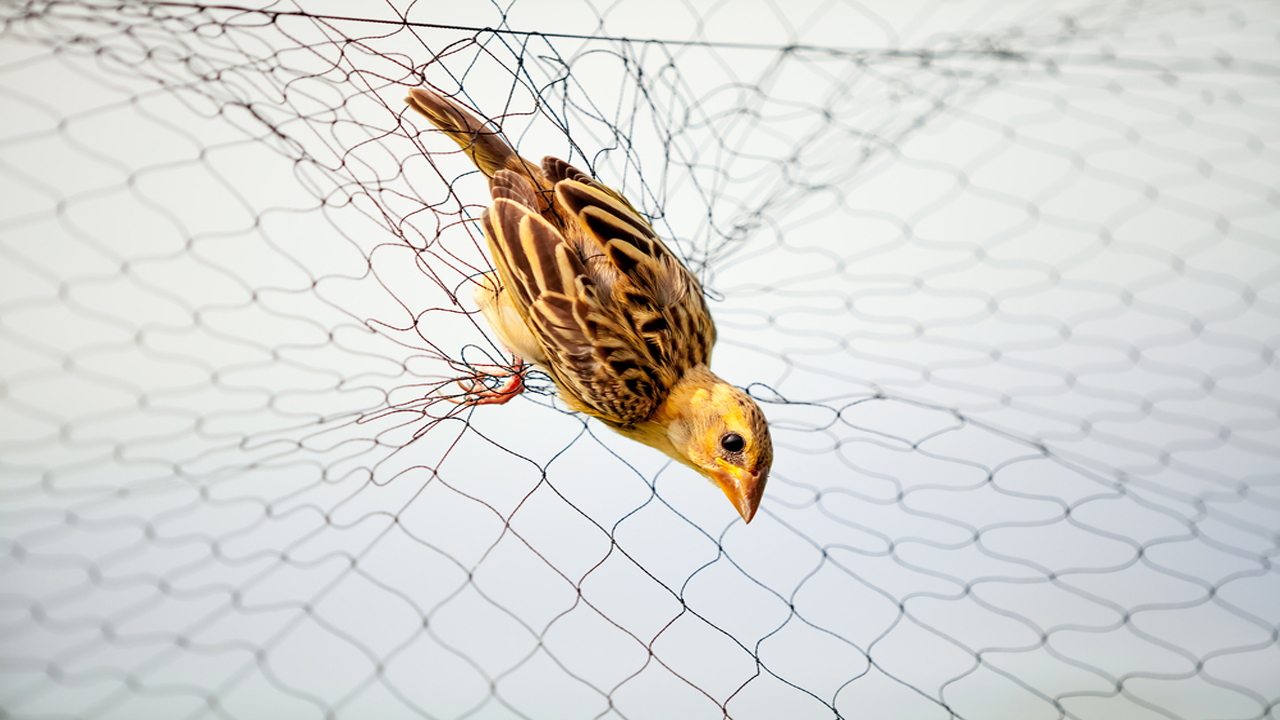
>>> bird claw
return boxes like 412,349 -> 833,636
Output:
448,359 -> 527,406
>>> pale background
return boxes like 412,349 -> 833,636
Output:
1,1 -> 1277,718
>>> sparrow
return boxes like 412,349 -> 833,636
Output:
405,87 -> 772,523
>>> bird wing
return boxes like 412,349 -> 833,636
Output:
553,172 -> 716,372
482,162 -> 716,425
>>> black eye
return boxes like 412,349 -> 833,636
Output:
720,432 -> 745,453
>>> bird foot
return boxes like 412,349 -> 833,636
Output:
448,359 -> 527,406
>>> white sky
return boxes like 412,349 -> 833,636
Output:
1,0 -> 1277,718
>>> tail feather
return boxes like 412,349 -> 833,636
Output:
406,87 -> 553,215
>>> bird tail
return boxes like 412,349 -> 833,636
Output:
405,87 -> 530,180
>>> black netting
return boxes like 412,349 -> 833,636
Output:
2,1 -> 1277,718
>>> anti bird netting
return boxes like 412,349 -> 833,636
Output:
1,1 -> 1278,718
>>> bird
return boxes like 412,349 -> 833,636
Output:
405,86 -> 772,523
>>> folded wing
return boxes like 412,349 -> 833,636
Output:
481,160 -> 715,425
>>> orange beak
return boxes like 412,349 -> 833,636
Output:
712,461 -> 767,523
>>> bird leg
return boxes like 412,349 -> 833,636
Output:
449,356 -> 528,406
450,270 -> 539,406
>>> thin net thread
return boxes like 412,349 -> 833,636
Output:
1,1 -> 1277,719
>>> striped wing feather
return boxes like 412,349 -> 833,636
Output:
482,161 -> 715,425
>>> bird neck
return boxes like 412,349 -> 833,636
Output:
652,364 -> 720,428
609,364 -> 720,470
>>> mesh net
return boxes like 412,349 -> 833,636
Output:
2,1 -> 1278,718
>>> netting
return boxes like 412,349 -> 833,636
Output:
2,1 -> 1278,718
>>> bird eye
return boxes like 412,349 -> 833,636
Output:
720,432 -> 745,453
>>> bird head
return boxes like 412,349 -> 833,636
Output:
650,368 -> 773,523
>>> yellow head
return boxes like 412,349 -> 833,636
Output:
643,366 -> 773,522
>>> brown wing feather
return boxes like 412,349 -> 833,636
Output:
555,176 -> 715,373
482,179 -> 664,423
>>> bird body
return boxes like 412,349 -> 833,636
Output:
406,87 -> 771,522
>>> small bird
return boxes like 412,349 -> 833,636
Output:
405,87 -> 772,523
